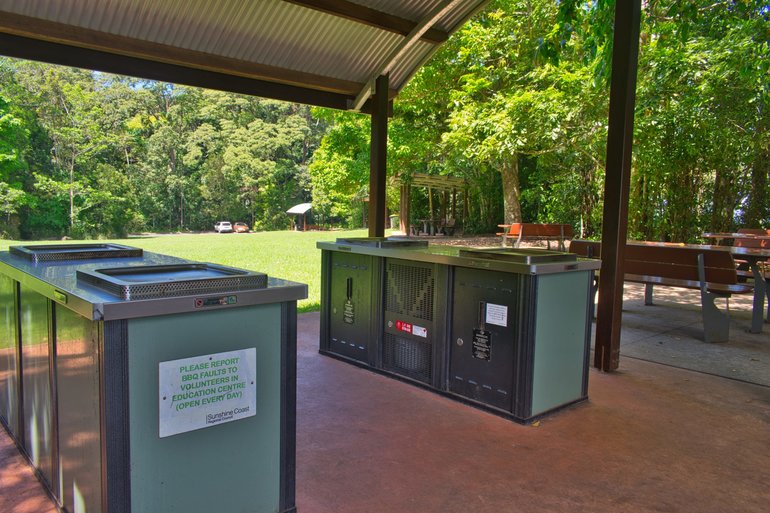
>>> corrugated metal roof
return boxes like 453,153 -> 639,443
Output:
286,203 -> 313,214
0,0 -> 490,110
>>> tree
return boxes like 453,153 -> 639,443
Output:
308,109 -> 371,227
632,0 -> 770,240
437,0 -> 610,230
0,94 -> 29,233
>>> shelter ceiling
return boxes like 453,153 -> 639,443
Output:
0,0 -> 489,111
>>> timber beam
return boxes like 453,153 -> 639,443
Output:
284,0 -> 449,44
595,0 -> 642,371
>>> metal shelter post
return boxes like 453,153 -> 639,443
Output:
595,0 -> 642,371
368,75 -> 389,237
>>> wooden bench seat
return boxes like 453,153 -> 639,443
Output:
569,240 -> 753,343
496,223 -> 573,250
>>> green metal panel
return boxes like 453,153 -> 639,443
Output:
19,286 -> 54,487
127,304 -> 282,513
0,275 -> 18,435
531,272 -> 591,415
55,305 -> 102,513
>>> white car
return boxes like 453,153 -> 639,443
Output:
214,221 -> 233,233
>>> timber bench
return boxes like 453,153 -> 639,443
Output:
569,240 -> 753,343
497,223 -> 574,250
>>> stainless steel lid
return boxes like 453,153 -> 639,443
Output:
77,263 -> 268,300
10,243 -> 143,263
458,248 -> 578,264
335,237 -> 429,248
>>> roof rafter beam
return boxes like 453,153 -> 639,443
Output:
0,10 -> 363,96
349,0 -> 464,111
0,32 -> 390,113
284,0 -> 449,44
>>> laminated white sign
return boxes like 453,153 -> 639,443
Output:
158,348 -> 257,438
485,303 -> 508,327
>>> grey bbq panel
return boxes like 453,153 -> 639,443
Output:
450,268 -> 520,411
0,274 -> 18,435
328,252 -> 375,363
20,286 -> 55,489
55,305 -> 102,513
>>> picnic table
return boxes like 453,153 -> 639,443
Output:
497,223 -> 573,250
702,232 -> 770,248
637,241 -> 770,333
578,240 -> 770,334
569,240 -> 755,342
415,218 -> 456,236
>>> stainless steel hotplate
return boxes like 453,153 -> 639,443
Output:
10,243 -> 143,263
458,248 -> 577,264
335,237 -> 429,248
77,263 -> 268,300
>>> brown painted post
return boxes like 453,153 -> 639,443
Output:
426,187 -> 433,235
463,191 -> 469,224
442,190 -> 449,225
595,0 -> 642,371
399,183 -> 410,235
368,75 -> 389,237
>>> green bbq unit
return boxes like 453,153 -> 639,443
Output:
0,244 -> 306,513
318,239 -> 599,423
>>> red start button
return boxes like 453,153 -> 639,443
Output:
395,320 -> 412,334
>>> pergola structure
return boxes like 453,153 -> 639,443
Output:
0,0 -> 642,372
399,172 -> 467,235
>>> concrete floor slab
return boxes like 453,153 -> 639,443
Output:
294,311 -> 769,513
2,283 -> 769,513
618,283 -> 770,386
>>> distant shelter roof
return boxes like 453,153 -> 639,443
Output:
286,203 -> 313,215
0,0 -> 490,112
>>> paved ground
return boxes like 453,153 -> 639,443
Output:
616,282 -> 769,386
0,432 -> 57,513
294,307 -> 769,513
1,277 -> 769,513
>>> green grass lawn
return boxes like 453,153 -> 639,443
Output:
0,229 -> 380,312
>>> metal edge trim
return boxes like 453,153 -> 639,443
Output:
98,284 -> 308,321
316,242 -> 601,275
100,320 -> 131,513
47,299 -> 60,500
514,276 -> 536,418
279,302 -> 297,512
0,260 -> 308,321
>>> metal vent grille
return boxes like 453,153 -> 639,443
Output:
385,262 -> 433,321
382,333 -> 432,383
79,274 -> 268,300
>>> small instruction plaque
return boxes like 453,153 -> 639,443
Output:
343,299 -> 355,324
472,329 -> 491,361
159,348 -> 257,438
485,303 -> 508,327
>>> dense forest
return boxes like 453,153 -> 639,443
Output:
0,65 -> 326,238
0,0 -> 768,240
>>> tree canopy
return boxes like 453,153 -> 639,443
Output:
0,61 -> 324,238
0,0 -> 767,240
311,0 -> 768,239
